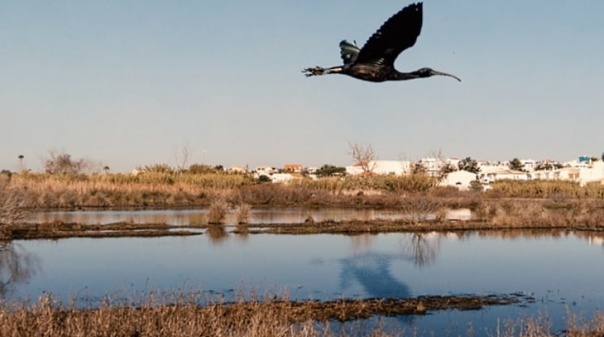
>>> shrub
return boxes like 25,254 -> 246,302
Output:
207,199 -> 229,224
234,203 -> 251,225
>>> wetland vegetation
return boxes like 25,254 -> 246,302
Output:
2,170 -> 604,337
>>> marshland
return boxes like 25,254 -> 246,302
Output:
2,170 -> 604,337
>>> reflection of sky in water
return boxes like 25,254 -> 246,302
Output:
10,232 -> 604,337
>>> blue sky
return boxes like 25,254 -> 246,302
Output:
2,1 -> 603,172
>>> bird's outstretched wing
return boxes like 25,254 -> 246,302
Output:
355,3 -> 423,67
339,40 -> 360,65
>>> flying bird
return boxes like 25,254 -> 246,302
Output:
302,2 -> 461,83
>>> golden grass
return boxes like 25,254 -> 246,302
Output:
488,180 -> 604,198
2,172 -> 604,216
0,293 -> 601,337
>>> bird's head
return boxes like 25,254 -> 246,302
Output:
415,68 -> 461,82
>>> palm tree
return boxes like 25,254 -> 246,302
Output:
17,155 -> 24,171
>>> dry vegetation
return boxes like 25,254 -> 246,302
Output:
0,293 -> 601,337
3,291 -> 592,337
2,172 -> 604,336
1,171 -> 604,237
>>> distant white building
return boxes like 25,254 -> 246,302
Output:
531,167 -> 580,182
521,159 -> 537,172
479,168 -> 529,184
416,157 -> 444,177
530,160 -> 604,186
270,173 -> 296,183
478,161 -> 508,173
346,160 -> 412,176
579,161 -> 604,186
439,170 -> 477,190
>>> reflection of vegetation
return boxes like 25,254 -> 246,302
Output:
0,242 -> 39,299
206,226 -> 228,244
401,233 -> 441,268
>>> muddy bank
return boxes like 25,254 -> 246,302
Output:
3,216 -> 604,240
248,293 -> 531,322
235,218 -> 604,235
0,293 -> 540,337
0,222 -> 202,240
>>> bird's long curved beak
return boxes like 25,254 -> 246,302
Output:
432,70 -> 461,82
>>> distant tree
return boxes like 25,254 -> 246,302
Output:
257,175 -> 272,183
44,151 -> 90,175
315,164 -> 346,177
601,152 -> 604,162
590,156 -> 599,162
508,158 -> 524,171
348,143 -> 376,174
412,162 -> 427,175
174,144 -> 191,173
535,162 -> 553,171
17,155 -> 24,171
458,157 -> 480,174
188,164 -> 218,174
439,163 -> 457,177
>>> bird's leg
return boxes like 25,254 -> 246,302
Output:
302,66 -> 326,77
302,66 -> 343,77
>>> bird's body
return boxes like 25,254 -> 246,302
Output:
303,2 -> 460,83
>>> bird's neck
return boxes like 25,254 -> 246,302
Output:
391,69 -> 426,81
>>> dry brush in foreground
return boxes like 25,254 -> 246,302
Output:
0,293 -> 602,337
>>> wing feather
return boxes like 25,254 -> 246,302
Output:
355,3 -> 423,67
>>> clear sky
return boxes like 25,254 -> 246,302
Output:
2,1 -> 603,172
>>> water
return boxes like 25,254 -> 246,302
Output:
27,207 -> 472,225
4,210 -> 604,337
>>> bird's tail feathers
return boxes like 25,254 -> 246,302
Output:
339,40 -> 360,65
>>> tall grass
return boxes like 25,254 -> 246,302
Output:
4,172 -> 604,210
0,294 -> 602,337
0,177 -> 32,227
489,180 -> 604,198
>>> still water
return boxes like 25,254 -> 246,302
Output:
28,207 -> 472,225
3,210 -> 604,337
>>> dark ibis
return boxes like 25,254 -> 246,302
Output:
302,2 -> 460,83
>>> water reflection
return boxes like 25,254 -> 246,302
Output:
339,251 -> 414,328
401,233 -> 441,268
0,242 -> 40,300
348,232 -> 442,268
6,230 -> 604,337
206,226 -> 229,245
29,208 -> 473,226
340,252 -> 411,299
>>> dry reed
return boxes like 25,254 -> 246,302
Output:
0,293 -> 602,337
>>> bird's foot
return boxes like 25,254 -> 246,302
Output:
302,66 -> 325,77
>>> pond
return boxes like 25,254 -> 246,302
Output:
27,207 -> 473,225
2,223 -> 603,337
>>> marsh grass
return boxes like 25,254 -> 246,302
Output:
489,180 -> 604,198
471,198 -> 604,229
0,178 -> 33,227
234,203 -> 251,224
207,198 -> 229,224
0,293 -> 601,337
